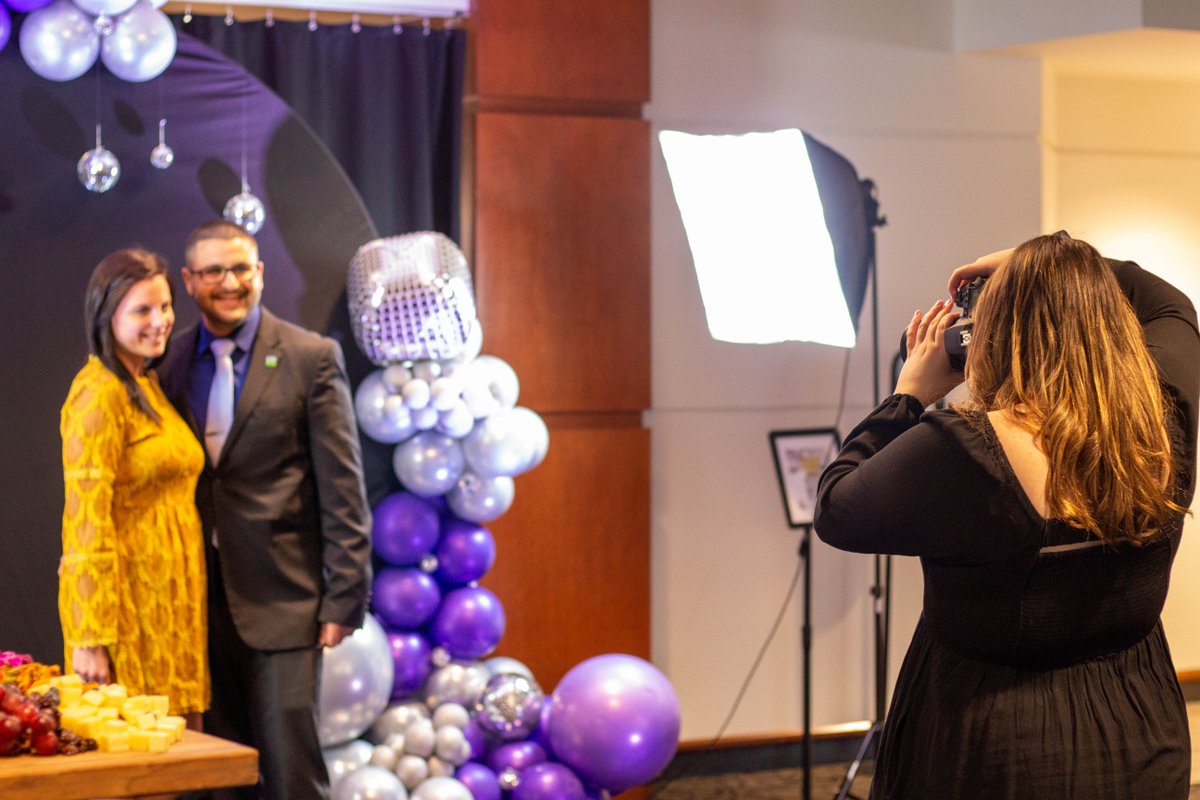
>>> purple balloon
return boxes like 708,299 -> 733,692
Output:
385,629 -> 432,698
456,762 -> 501,800
373,492 -> 441,566
462,717 -> 488,761
373,567 -> 441,630
485,740 -> 546,774
6,0 -> 52,11
430,585 -> 505,660
512,763 -> 587,800
544,654 -> 681,794
434,517 -> 496,586
0,5 -> 9,54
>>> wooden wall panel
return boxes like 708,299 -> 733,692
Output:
474,111 -> 650,413
483,417 -> 651,690
473,0 -> 650,104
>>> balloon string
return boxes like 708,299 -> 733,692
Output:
240,77 -> 248,192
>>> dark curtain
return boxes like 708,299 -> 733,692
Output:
174,15 -> 466,242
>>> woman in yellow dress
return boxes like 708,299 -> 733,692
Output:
59,248 -> 209,728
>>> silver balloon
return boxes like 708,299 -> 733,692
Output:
410,777 -> 473,800
461,407 -> 546,478
402,718 -> 435,758
74,0 -> 136,17
318,615 -> 395,747
474,672 -> 544,741
356,370 -> 416,444
224,189 -> 266,234
395,754 -> 429,790
19,0 -> 99,82
431,703 -> 470,730
100,0 -> 175,82
435,402 -> 474,440
346,233 -> 478,366
323,738 -> 373,786
423,661 -> 490,709
77,142 -> 120,193
332,765 -> 409,800
427,756 -> 456,778
433,726 -> 469,765
392,432 -> 465,497
484,656 -> 534,681
472,356 -> 520,409
446,472 -> 514,524
367,701 -> 430,743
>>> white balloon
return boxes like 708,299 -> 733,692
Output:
435,402 -> 475,439
332,765 -> 409,800
370,744 -> 399,771
461,383 -> 500,420
356,371 -> 416,445
410,777 -> 472,800
474,355 -> 519,409
427,755 -> 456,778
383,365 -> 413,391
323,739 -> 373,786
317,616 -> 395,747
411,361 -> 442,383
429,377 -> 462,411
402,378 -> 431,410
100,0 -> 176,82
19,0 -> 99,82
433,726 -> 467,764
402,718 -> 436,758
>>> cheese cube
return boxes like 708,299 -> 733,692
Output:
96,731 -> 131,753
81,689 -> 105,707
100,684 -> 128,707
145,695 -> 170,716
157,716 -> 186,743
135,712 -> 158,731
146,730 -> 171,753
58,685 -> 82,707
95,707 -> 118,721
102,719 -> 130,734
57,673 -> 84,688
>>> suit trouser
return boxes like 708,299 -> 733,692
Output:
205,554 -> 330,800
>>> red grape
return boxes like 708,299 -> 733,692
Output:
30,731 -> 58,756
0,715 -> 20,744
29,711 -> 55,737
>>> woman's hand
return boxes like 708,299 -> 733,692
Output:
946,247 -> 1014,299
72,646 -> 112,684
895,299 -> 962,407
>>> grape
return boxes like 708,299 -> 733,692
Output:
29,711 -> 55,737
0,691 -> 22,715
30,731 -> 57,756
0,715 -> 20,744
14,702 -> 38,726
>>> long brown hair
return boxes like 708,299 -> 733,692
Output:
963,231 -> 1177,544
84,248 -> 173,423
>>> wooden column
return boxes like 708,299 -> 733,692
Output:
468,1 -> 651,694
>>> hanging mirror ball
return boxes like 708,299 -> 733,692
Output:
93,13 -> 114,37
223,190 -> 265,234
77,146 -> 120,193
150,143 -> 174,169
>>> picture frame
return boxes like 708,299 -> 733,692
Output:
769,428 -> 841,528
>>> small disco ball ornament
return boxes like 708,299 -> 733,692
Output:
77,145 -> 120,193
223,189 -> 265,234
150,142 -> 174,169
475,672 -> 544,741
346,232 -> 477,366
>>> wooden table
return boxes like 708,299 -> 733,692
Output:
0,730 -> 258,799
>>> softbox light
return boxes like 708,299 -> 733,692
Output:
659,129 -> 874,348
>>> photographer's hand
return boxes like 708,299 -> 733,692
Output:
947,247 -> 1014,299
895,299 -> 961,407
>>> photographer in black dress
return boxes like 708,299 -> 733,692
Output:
815,231 -> 1199,799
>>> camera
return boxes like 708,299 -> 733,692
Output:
898,277 -> 986,372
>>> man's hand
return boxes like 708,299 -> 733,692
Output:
318,622 -> 355,649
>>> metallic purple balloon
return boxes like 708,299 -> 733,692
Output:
5,0 -> 52,12
484,740 -> 547,774
373,567 -> 441,630
373,492 -> 441,566
430,585 -> 505,660
386,629 -> 432,698
461,717 -> 488,761
512,763 -> 587,800
544,654 -> 681,794
455,762 -> 501,800
434,517 -> 496,586
0,5 -> 9,54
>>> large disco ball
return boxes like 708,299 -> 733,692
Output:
347,232 -> 477,365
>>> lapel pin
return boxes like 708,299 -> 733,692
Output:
265,355 -> 279,368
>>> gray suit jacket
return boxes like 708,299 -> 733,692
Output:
159,308 -> 372,651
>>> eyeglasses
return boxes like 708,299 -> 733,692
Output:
187,264 -> 256,285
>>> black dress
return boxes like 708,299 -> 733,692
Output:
815,261 -> 1200,799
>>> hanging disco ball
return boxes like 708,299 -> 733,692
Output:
346,232 -> 478,366
223,189 -> 265,234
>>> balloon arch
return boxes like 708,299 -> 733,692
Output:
317,233 -> 681,800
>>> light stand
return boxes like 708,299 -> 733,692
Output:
799,524 -> 814,800
835,180 -> 889,800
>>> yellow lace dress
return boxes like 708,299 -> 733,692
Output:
59,356 -> 209,715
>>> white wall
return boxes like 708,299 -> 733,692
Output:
1044,66 -> 1200,670
650,0 -> 1041,740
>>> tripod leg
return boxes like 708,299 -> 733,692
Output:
835,722 -> 878,800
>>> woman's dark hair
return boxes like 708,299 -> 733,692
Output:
84,248 -> 173,423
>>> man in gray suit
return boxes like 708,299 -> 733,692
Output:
160,220 -> 372,800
